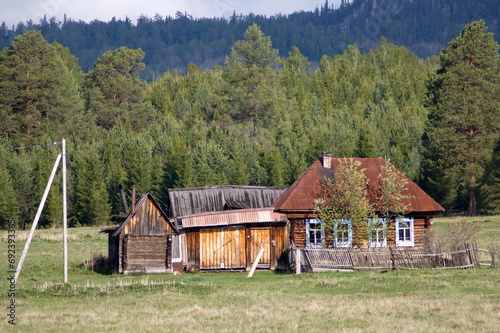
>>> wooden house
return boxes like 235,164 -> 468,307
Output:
168,186 -> 289,272
272,154 -> 444,249
101,193 -> 177,274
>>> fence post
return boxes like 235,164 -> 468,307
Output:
295,248 -> 301,275
389,247 -> 395,270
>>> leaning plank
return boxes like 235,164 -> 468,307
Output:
247,247 -> 265,278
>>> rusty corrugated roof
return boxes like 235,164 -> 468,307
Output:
273,157 -> 444,213
178,207 -> 287,228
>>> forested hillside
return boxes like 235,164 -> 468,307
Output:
0,0 -> 498,79
0,17 -> 498,228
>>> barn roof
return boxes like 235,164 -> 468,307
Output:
111,193 -> 176,236
176,207 -> 287,229
168,185 -> 287,217
273,156 -> 444,213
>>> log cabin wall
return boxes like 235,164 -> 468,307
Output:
289,214 -> 432,249
122,235 -> 172,274
413,216 -> 428,249
292,219 -> 307,248
107,193 -> 177,274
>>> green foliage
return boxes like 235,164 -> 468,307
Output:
2,19 -> 500,226
424,20 -> 500,215
315,159 -> 374,246
83,47 -> 153,130
375,159 -> 413,220
0,153 -> 18,228
72,144 -> 111,226
0,30 -> 84,146
223,24 -> 282,138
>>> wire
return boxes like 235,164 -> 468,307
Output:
0,141 -> 60,152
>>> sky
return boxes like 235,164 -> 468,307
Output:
1,0 -> 342,27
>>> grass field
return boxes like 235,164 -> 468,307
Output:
1,216 -> 499,332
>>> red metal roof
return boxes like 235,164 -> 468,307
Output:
273,157 -> 444,213
178,208 -> 288,228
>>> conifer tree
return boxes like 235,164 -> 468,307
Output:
425,20 -> 500,216
84,47 -> 152,130
73,146 -> 111,226
223,24 -> 282,138
0,153 -> 18,228
0,30 -> 84,145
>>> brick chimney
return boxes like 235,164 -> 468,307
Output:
322,152 -> 332,169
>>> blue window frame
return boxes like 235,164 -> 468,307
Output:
306,219 -> 325,248
334,219 -> 352,248
395,217 -> 414,247
368,218 -> 387,248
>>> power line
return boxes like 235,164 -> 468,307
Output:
0,141 -> 61,152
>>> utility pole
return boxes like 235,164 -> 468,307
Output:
14,153 -> 62,283
62,138 -> 68,283
14,139 -> 69,283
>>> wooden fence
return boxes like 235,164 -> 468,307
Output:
293,244 -> 499,271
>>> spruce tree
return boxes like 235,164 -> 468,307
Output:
0,153 -> 18,228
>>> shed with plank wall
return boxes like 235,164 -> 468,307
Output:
102,193 -> 177,274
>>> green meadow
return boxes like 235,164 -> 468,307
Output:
1,216 -> 499,332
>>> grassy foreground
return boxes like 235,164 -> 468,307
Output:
1,217 -> 499,332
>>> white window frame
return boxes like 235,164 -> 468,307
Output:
368,218 -> 387,248
306,219 -> 325,248
334,219 -> 352,248
395,217 -> 414,247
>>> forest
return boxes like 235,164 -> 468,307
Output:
0,0 -> 499,80
0,17 -> 498,229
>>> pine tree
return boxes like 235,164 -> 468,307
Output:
223,24 -> 282,138
425,20 -> 500,216
0,30 -> 84,146
84,47 -> 151,130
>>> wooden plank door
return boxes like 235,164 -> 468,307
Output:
248,227 -> 271,268
200,227 -> 245,269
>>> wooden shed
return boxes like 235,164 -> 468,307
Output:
273,154 -> 445,249
168,186 -> 288,271
174,208 -> 289,271
101,193 -> 177,274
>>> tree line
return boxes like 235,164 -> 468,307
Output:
0,0 -> 498,80
0,20 -> 498,229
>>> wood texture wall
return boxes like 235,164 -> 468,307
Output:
291,215 -> 431,249
123,198 -> 174,236
122,235 -> 171,274
184,223 -> 289,270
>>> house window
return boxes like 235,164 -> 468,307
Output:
395,217 -> 414,247
306,219 -> 324,248
368,218 -> 387,248
334,219 -> 352,248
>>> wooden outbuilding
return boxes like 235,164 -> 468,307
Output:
101,193 -> 177,274
168,185 -> 288,272
174,208 -> 289,271
273,154 -> 445,249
